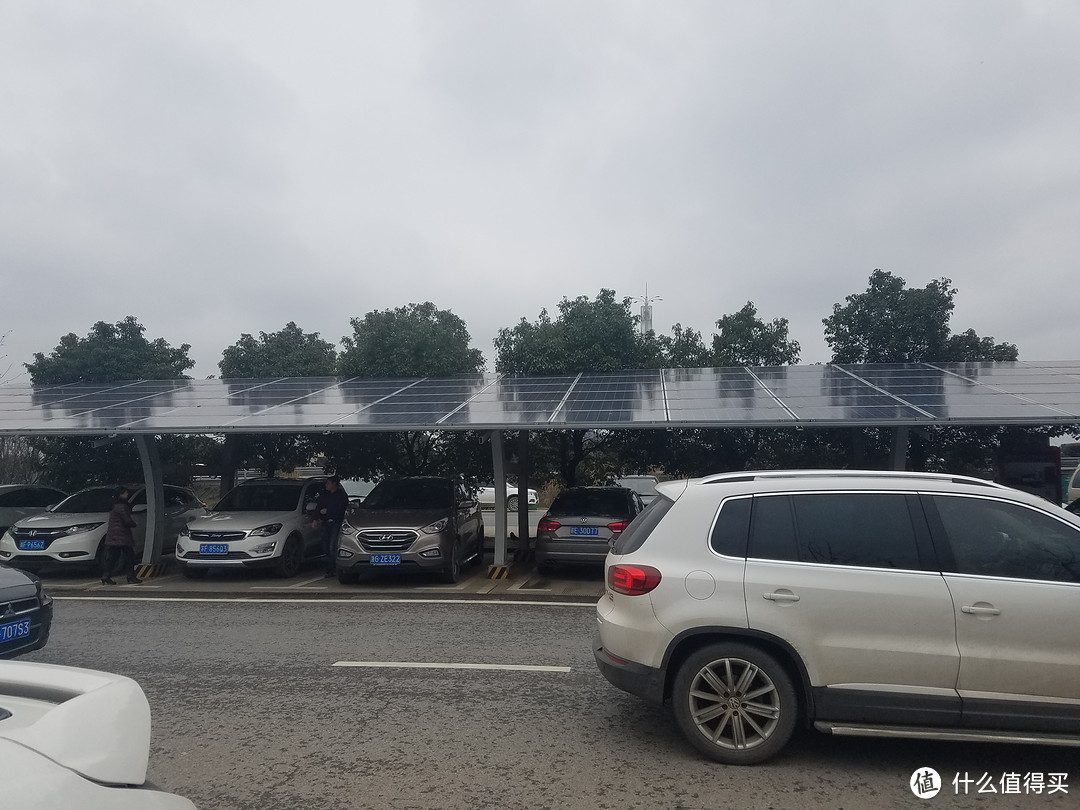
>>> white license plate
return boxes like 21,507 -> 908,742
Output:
370,553 -> 401,565
199,543 -> 229,555
569,526 -> 599,536
17,540 -> 46,551
0,617 -> 31,643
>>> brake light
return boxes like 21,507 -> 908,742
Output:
608,564 -> 662,595
537,518 -> 561,533
606,520 -> 632,533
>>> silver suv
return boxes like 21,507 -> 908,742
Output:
594,470 -> 1080,764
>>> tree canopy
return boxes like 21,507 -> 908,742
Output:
219,321 -> 337,379
26,316 -> 194,384
338,302 -> 483,378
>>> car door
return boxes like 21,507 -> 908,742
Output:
743,491 -> 962,726
454,483 -> 481,552
925,493 -> 1080,732
301,481 -> 324,555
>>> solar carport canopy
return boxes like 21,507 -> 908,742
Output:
4,361 -> 1080,436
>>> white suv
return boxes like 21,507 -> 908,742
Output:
594,470 -> 1080,764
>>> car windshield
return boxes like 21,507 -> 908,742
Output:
361,479 -> 452,510
214,483 -> 303,512
548,489 -> 630,517
618,478 -> 658,496
53,488 -> 123,513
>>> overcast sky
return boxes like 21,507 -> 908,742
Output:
2,0 -> 1078,383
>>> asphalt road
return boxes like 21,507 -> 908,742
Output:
23,598 -> 1079,810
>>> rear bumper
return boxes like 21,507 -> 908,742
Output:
593,630 -> 666,705
0,599 -> 52,660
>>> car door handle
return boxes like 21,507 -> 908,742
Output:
762,591 -> 800,603
961,605 -> 1001,616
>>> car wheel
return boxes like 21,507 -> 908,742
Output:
337,569 -> 360,585
537,561 -> 555,577
274,535 -> 303,578
672,642 -> 797,765
440,538 -> 461,584
91,540 -> 107,576
507,495 -> 519,511
182,566 -> 208,579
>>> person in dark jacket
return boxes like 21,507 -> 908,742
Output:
314,477 -> 349,577
102,486 -> 141,585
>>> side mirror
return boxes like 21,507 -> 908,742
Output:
131,504 -> 148,514
306,502 -> 317,513
45,504 -> 58,512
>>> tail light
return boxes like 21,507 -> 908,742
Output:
606,520 -> 632,533
537,518 -> 561,533
608,564 -> 662,595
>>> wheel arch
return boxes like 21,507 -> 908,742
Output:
661,627 -> 816,726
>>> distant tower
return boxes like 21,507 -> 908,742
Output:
633,285 -> 662,335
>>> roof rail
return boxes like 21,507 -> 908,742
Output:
696,470 -> 1007,489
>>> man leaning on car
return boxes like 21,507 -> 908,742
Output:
314,476 -> 349,577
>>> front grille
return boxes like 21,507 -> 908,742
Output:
0,598 -> 39,617
189,531 -> 248,542
10,528 -> 63,547
357,530 -> 419,553
184,551 -> 251,560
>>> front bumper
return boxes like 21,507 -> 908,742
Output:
0,531 -> 101,568
175,534 -> 287,568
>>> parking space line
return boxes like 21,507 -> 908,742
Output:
331,661 -> 571,672
286,576 -> 327,589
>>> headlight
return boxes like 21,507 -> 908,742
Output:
62,522 -> 104,535
179,525 -> 190,537
420,517 -> 450,534
339,523 -> 357,536
249,523 -> 282,537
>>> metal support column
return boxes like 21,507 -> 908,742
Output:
892,426 -> 910,471
516,430 -> 530,559
490,430 -> 508,567
134,434 -> 165,565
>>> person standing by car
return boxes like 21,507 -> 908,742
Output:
314,476 -> 349,577
102,487 -> 141,585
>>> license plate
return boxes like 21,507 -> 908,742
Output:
569,526 -> 599,536
199,543 -> 229,555
370,553 -> 401,565
17,540 -> 46,551
0,617 -> 31,644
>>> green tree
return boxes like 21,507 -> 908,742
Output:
217,323 -> 339,482
339,302 -> 483,378
712,302 -> 801,366
24,317 -> 199,487
324,303 -> 486,482
26,316 -> 194,383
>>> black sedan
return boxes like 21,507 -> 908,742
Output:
0,564 -> 52,659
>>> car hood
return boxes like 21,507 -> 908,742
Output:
0,565 -> 38,599
345,507 -> 450,530
12,512 -> 110,529
188,511 -> 299,531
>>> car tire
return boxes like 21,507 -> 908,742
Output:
440,538 -> 461,584
672,642 -> 798,765
274,535 -> 303,578
337,569 -> 360,585
182,566 -> 208,579
91,540 -> 107,576
507,495 -> 519,511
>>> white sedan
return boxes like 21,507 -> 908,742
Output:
474,484 -> 539,510
1,660 -> 195,809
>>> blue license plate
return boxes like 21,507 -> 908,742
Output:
370,553 -> 401,565
569,526 -> 600,536
17,540 -> 45,551
199,543 -> 229,555
0,617 -> 31,644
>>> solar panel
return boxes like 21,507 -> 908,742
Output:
2,362 -> 1080,435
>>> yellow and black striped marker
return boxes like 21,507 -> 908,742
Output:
133,562 -> 170,579
486,565 -> 511,580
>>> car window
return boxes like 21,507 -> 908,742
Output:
215,483 -> 303,512
0,491 -> 20,507
362,479 -> 452,510
611,495 -> 675,555
548,489 -> 632,517
53,488 -> 118,513
710,496 -> 752,557
932,495 -> 1080,583
30,488 -> 65,507
163,487 -> 190,508
750,493 -> 921,569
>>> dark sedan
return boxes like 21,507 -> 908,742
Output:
535,486 -> 644,574
0,564 -> 52,659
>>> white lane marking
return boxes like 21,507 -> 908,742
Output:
54,596 -> 595,606
288,576 -> 328,589
332,661 -> 571,673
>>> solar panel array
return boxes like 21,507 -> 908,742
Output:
3,361 -> 1080,435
